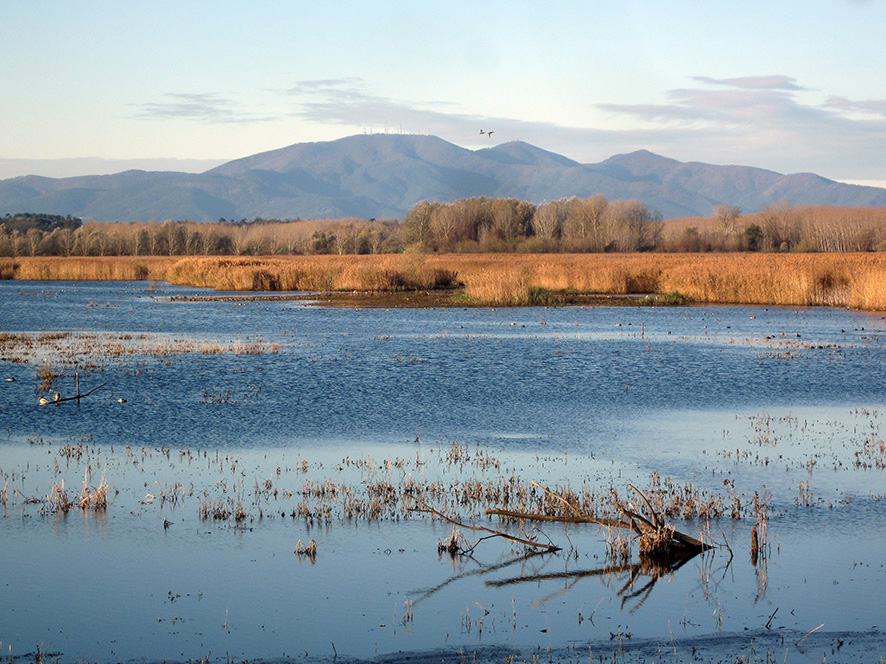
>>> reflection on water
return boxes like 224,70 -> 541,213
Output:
1,280 -> 885,663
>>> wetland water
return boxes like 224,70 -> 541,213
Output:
1,280 -> 885,663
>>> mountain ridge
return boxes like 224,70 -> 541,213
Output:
1,134 -> 884,221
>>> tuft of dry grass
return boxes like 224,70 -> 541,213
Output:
79,466 -> 109,510
49,480 -> 74,514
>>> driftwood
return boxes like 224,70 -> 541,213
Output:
406,484 -> 714,612
484,482 -> 711,558
49,383 -> 106,403
409,494 -> 560,553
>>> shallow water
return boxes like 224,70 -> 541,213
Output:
1,280 -> 885,663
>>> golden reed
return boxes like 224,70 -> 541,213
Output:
3,252 -> 886,310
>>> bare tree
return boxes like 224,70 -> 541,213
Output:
713,204 -> 742,236
430,205 -> 457,249
531,200 -> 567,239
402,200 -> 436,247
564,194 -> 608,249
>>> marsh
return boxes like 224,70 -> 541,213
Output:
1,280 -> 885,663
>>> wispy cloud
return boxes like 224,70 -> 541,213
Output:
284,78 -> 464,132
593,76 -> 886,177
825,96 -> 886,117
598,77 -> 813,126
132,93 -> 275,123
692,75 -> 806,91
287,78 -> 363,93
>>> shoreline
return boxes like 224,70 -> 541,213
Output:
167,289 -> 647,308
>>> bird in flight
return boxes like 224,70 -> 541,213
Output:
479,130 -> 494,138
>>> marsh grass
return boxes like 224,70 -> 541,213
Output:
0,256 -> 176,281
49,480 -> 74,514
165,255 -> 460,293
7,419 -> 882,542
36,364 -> 60,393
637,291 -> 691,306
8,253 -> 886,309
79,466 -> 109,510
605,528 -> 632,564
1,332 -> 280,378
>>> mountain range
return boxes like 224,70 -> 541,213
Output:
2,134 -> 885,221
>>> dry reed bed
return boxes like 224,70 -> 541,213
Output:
0,256 -> 177,281
5,253 -> 886,309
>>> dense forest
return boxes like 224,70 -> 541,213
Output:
1,197 -> 885,257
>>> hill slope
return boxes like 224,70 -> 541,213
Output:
1,134 -> 884,221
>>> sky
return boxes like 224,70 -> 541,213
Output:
2,1 -> 885,185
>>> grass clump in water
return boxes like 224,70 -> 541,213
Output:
637,291 -> 691,306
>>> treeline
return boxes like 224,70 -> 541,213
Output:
1,213 -> 82,233
660,203 -> 886,252
0,217 -> 399,258
2,198 -> 886,257
400,196 -> 662,252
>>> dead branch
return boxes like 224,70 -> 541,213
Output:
487,483 -> 711,555
40,383 -> 106,405
409,494 -> 560,553
628,483 -> 662,529
484,508 -> 631,529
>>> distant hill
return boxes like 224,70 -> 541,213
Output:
1,134 -> 884,221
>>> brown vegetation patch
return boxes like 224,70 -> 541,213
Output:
6,252 -> 886,309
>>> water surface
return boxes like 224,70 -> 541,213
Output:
1,280 -> 885,663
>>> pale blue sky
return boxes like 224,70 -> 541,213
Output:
2,1 -> 885,184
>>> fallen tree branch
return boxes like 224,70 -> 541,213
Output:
628,483 -> 662,529
409,495 -> 560,553
487,483 -> 711,554
484,508 -> 631,529
40,383 -> 106,405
